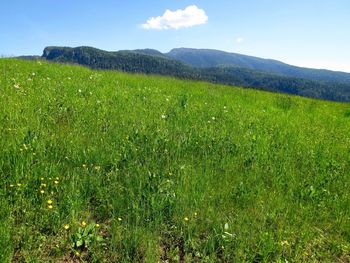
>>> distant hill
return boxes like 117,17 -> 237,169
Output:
129,49 -> 169,58
40,46 -> 350,102
167,48 -> 350,84
16,55 -> 42,61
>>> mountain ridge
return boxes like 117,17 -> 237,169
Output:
35,46 -> 350,102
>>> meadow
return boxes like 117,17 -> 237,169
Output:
0,58 -> 349,262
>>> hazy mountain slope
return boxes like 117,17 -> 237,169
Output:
166,48 -> 350,83
199,66 -> 350,102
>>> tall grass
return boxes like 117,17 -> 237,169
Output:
0,58 -> 349,262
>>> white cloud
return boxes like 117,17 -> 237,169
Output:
142,5 -> 208,30
236,37 -> 244,43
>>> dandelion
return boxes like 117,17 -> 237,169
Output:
41,183 -> 47,187
47,199 -> 53,205
94,166 -> 101,171
48,205 -> 53,209
32,72 -> 36,76
82,164 -> 87,169
117,217 -> 122,222
40,190 -> 45,194
55,177 -> 59,180
78,89 -> 82,93
40,177 -> 44,181
184,217 -> 189,221
81,221 -> 87,227
54,180 -> 59,184
10,184 -> 14,188
64,224 -> 70,230
95,223 -> 100,228
194,212 -> 198,217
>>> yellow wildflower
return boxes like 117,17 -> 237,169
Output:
48,205 -> 53,209
54,180 -> 59,184
281,240 -> 290,246
47,199 -> 53,205
95,223 -> 100,228
81,221 -> 87,227
64,224 -> 70,230
184,217 -> 189,221
40,190 -> 45,194
118,217 -> 122,221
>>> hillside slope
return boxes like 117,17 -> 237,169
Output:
1,58 -> 349,262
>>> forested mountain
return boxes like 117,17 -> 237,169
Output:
167,48 -> 350,84
41,46 -> 350,102
42,46 -> 197,78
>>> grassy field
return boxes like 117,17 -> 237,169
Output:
0,58 -> 349,262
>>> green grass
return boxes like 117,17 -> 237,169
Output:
0,58 -> 349,262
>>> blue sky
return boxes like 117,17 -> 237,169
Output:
1,0 -> 350,72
